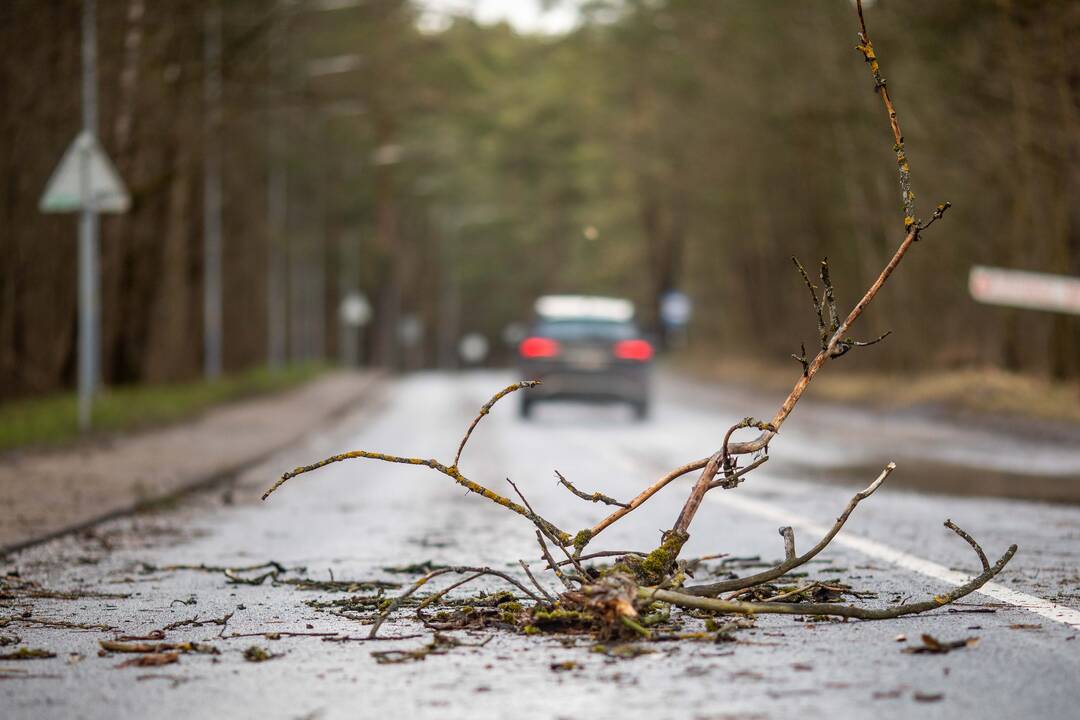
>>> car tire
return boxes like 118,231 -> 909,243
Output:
519,398 -> 534,419
631,400 -> 650,421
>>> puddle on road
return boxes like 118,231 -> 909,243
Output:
773,460 -> 1080,505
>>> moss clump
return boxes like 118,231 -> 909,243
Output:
611,531 -> 688,585
499,601 -> 524,623
522,625 -> 540,635
243,645 -> 273,662
526,605 -> 597,633
532,608 -> 593,626
572,529 -> 594,552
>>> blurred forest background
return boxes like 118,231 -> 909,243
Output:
2,0 -> 1078,402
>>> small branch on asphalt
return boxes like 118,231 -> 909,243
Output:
368,565 -> 542,639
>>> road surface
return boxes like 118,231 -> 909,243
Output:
3,370 -> 1079,719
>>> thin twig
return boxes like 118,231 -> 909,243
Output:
793,256 -> 826,345
368,565 -> 541,639
536,531 -> 574,591
555,471 -> 628,508
587,455 -> 768,543
506,478 -> 587,579
945,519 -> 989,571
264,450 -> 570,545
369,568 -> 454,639
518,560 -> 554,603
453,381 -> 540,469
556,550 -> 646,566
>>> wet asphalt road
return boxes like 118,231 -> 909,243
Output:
3,370 -> 1080,720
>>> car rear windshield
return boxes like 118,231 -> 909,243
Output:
534,320 -> 639,341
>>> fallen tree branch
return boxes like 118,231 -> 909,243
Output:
260,0 -> 1011,645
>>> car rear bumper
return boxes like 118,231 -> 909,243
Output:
518,364 -> 649,403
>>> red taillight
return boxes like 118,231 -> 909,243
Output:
520,337 -> 561,359
614,339 -> 653,361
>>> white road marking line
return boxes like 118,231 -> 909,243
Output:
580,437 -> 1080,629
707,491 -> 1080,629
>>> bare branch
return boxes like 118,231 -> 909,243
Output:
453,381 -> 540,469
556,550 -> 646,567
536,530 -> 574,591
264,450 -> 570,545
631,0 -> 957,508
831,330 -> 893,359
587,458 -> 712,539
415,568 -> 542,610
791,343 -> 810,377
855,0 -> 916,230
644,534 -> 1017,620
820,257 -> 840,334
684,463 -> 895,596
518,560 -> 555,603
705,455 -> 769,491
920,201 -> 952,231
780,526 -> 796,562
369,567 -> 454,639
555,470 -> 628,508
670,418 -> 774,540
792,256 -> 826,345
586,454 -> 769,547
945,519 -> 989,572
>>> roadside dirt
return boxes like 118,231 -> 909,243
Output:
0,372 -> 381,553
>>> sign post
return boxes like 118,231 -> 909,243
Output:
660,289 -> 693,349
39,0 -> 130,431
338,291 -> 372,368
969,266 -> 1080,316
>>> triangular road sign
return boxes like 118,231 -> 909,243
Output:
39,130 -> 130,213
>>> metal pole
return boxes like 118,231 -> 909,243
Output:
338,232 -> 360,367
437,212 -> 460,371
202,2 -> 224,379
78,0 -> 100,431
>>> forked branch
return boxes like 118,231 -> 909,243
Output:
685,463 -> 895,596
643,521 -> 1015,621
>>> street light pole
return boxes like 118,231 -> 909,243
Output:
78,0 -> 100,430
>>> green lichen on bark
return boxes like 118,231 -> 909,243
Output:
572,529 -> 593,552
608,530 -> 689,585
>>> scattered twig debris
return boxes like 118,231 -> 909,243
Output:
902,634 -> 979,654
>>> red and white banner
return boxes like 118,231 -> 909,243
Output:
969,265 -> 1080,316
